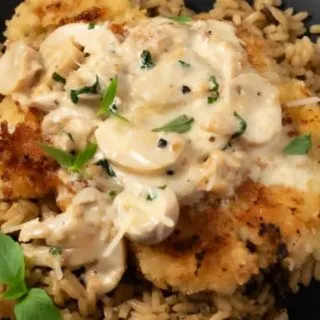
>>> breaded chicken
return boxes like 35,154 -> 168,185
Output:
132,181 -> 320,295
0,99 -> 58,199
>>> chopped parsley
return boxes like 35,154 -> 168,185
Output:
108,190 -> 118,198
208,76 -> 219,104
168,16 -> 192,23
40,143 -> 97,172
70,76 -> 99,104
0,232 -> 61,320
96,159 -> 116,177
152,115 -> 194,134
231,112 -> 247,139
49,247 -> 62,256
283,134 -> 312,155
140,50 -> 154,70
52,72 -> 66,85
146,190 -> 157,201
178,60 -> 191,68
158,185 -> 167,190
97,78 -> 129,121
88,23 -> 96,29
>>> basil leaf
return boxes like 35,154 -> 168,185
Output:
2,281 -> 28,300
208,76 -> 219,104
231,112 -> 247,139
283,134 -> 312,155
39,143 -> 75,168
96,159 -> 116,177
140,50 -> 154,70
152,115 -> 194,134
14,288 -> 62,320
0,232 -> 26,287
88,23 -> 96,29
52,72 -> 66,85
49,247 -> 62,256
71,143 -> 97,171
178,60 -> 191,68
168,16 -> 192,23
98,78 -> 118,115
70,76 -> 99,104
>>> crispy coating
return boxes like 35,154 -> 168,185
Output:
132,181 -> 320,295
0,109 -> 58,200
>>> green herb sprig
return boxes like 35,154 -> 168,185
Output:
208,76 -> 220,104
97,78 -> 129,121
168,16 -> 192,23
52,72 -> 66,85
152,115 -> 194,134
0,232 -> 61,320
283,134 -> 312,155
40,143 -> 97,172
178,60 -> 191,68
70,76 -> 99,104
140,50 -> 154,70
96,159 -> 116,177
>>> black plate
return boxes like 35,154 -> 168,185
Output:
0,1 -> 320,319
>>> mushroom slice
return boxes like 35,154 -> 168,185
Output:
0,41 -> 42,95
95,118 -> 185,172
113,186 -> 180,245
229,73 -> 281,145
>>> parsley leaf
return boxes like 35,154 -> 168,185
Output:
168,16 -> 192,23
208,76 -> 219,104
158,185 -> 167,190
49,247 -> 62,256
108,190 -> 118,198
70,76 -> 99,104
40,143 -> 97,171
39,143 -> 75,168
283,134 -> 312,155
96,159 -> 116,177
71,143 -> 98,171
152,115 -> 194,134
178,60 -> 191,68
52,72 -> 66,85
146,190 -> 157,201
14,288 -> 62,320
88,23 -> 96,29
231,112 -> 247,139
140,50 -> 154,70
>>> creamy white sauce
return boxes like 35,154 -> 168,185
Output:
2,17 -> 319,295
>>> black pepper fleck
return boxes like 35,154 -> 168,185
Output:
166,169 -> 175,176
181,85 -> 191,94
157,138 -> 168,148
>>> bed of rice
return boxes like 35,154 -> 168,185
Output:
1,0 -> 320,319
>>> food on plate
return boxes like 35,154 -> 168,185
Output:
0,0 -> 320,319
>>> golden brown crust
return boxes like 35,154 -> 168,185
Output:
0,110 -> 58,200
132,181 -> 320,295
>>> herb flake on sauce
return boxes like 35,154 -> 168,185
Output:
70,76 -> 99,104
52,72 -> 66,85
283,134 -> 312,155
168,16 -> 192,23
208,76 -> 220,104
140,50 -> 155,70
152,115 -> 194,134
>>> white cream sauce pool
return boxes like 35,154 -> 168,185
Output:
1,17 -> 319,296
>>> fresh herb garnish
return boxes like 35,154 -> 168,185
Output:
97,78 -> 129,121
140,50 -> 154,70
283,134 -> 312,155
168,16 -> 192,23
108,190 -> 117,198
70,76 -> 99,104
152,115 -> 194,134
0,232 -> 61,320
52,72 -> 66,85
15,288 -> 62,320
88,23 -> 96,29
208,76 -> 219,104
158,185 -> 167,190
231,112 -> 247,139
178,60 -> 191,68
40,143 -> 97,172
146,190 -> 157,201
222,112 -> 247,150
96,159 -> 116,177
49,247 -> 62,256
